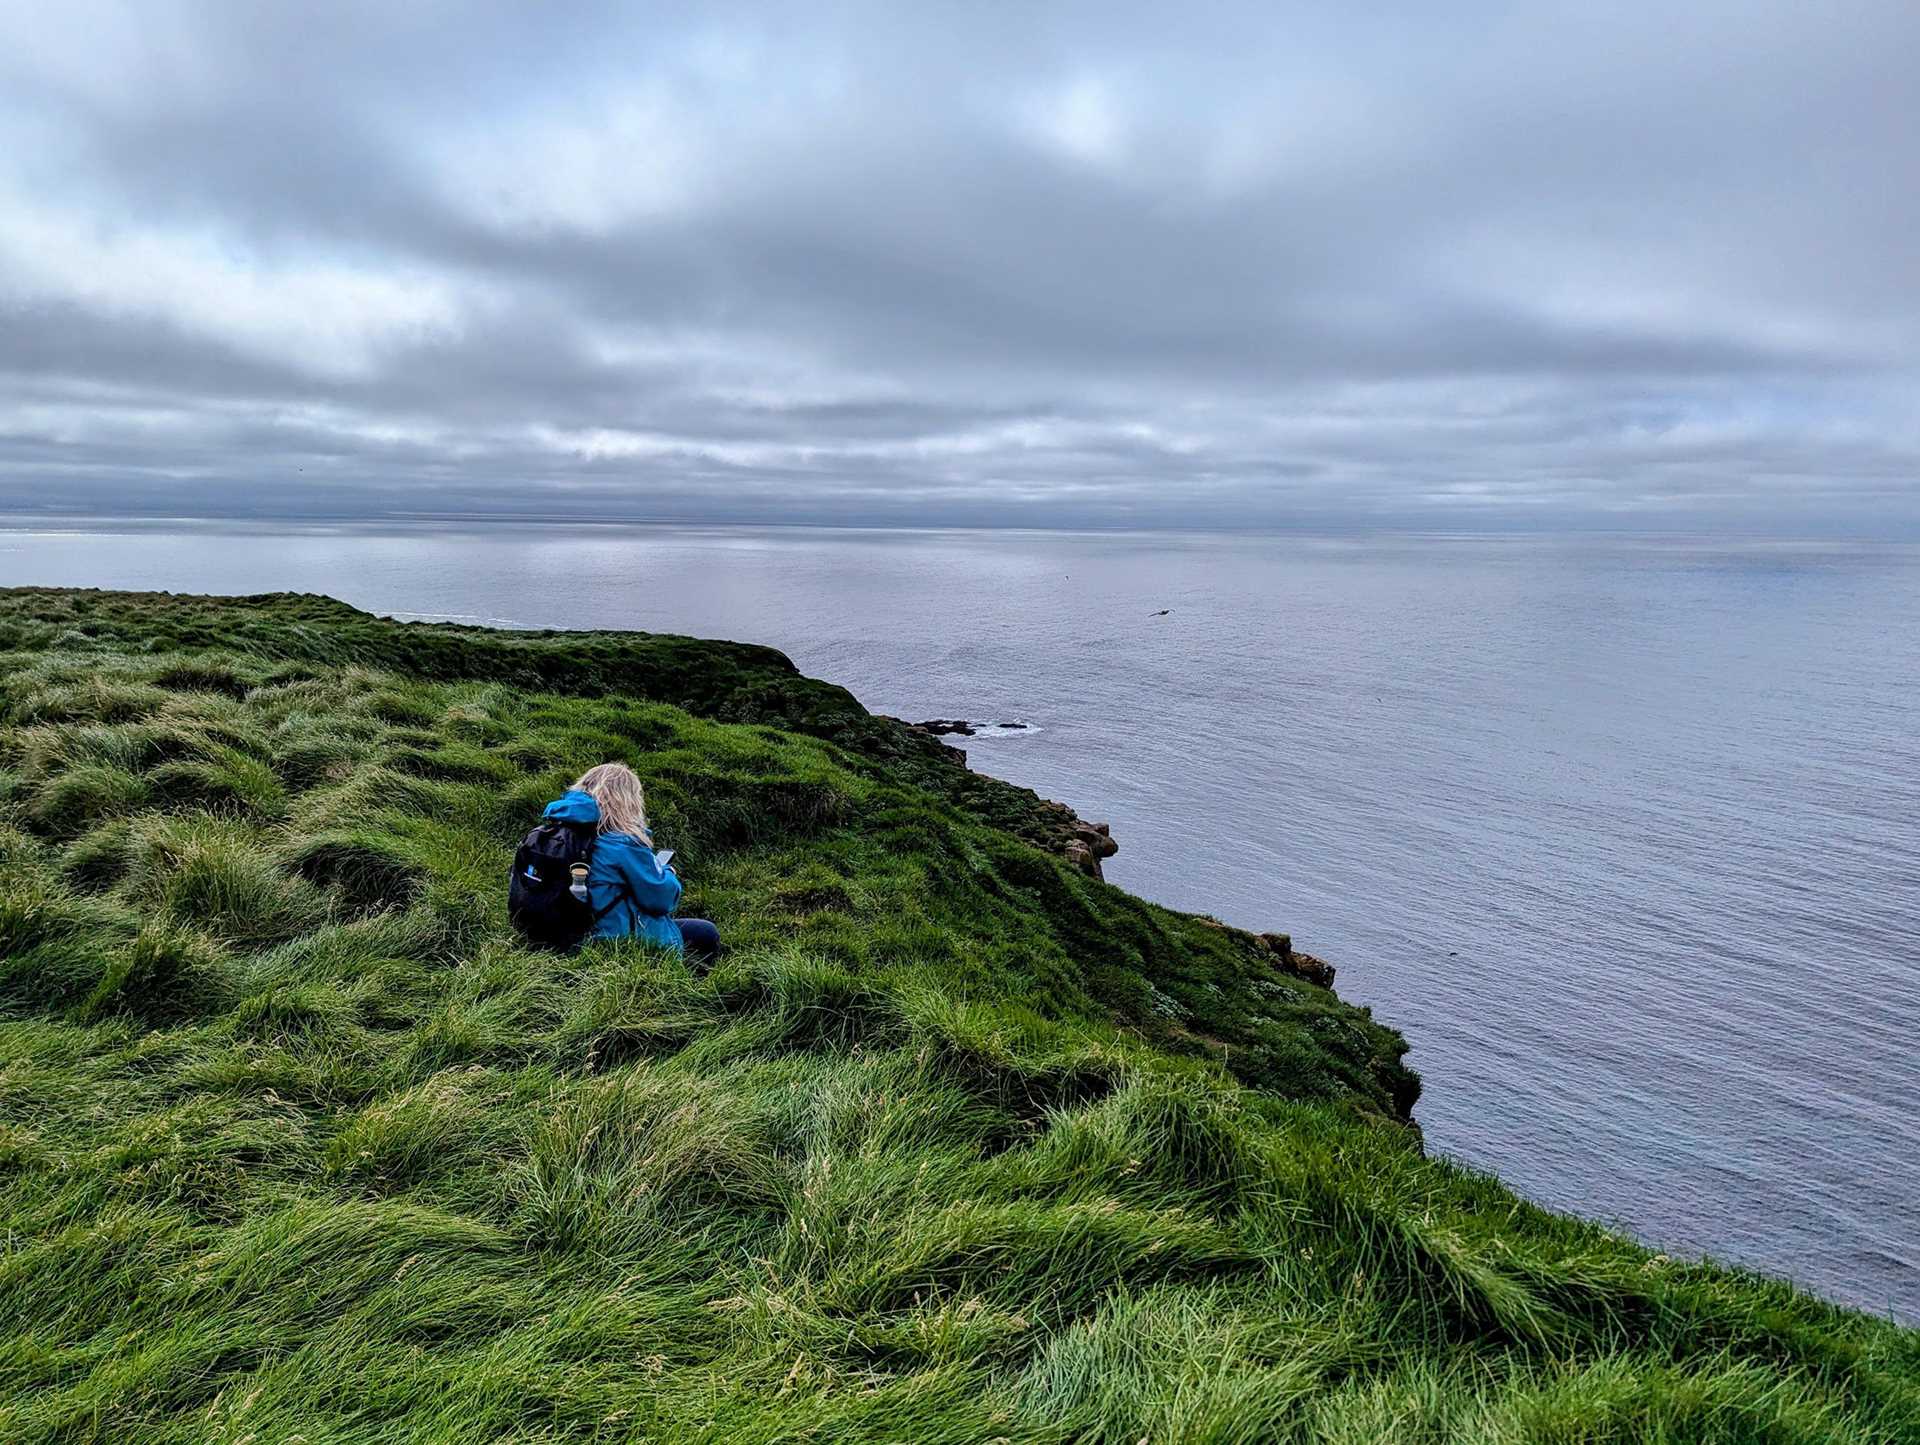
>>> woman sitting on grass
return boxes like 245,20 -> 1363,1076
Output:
541,762 -> 721,966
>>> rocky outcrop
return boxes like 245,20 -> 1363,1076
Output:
1059,816 -> 1118,879
883,717 -> 1117,878
911,718 -> 1030,736
1195,921 -> 1337,989
1254,931 -> 1336,988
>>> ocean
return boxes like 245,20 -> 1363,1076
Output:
5,520 -> 1917,1320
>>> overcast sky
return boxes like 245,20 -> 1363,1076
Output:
2,2 -> 1916,531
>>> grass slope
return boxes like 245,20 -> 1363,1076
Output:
0,589 -> 1913,1443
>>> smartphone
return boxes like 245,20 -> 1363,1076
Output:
654,849 -> 675,869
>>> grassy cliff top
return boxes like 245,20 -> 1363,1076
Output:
0,588 -> 1913,1442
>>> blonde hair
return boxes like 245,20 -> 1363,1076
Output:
572,762 -> 650,840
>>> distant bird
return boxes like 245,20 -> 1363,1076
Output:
1150,608 -> 1172,617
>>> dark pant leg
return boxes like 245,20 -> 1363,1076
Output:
676,917 -> 721,966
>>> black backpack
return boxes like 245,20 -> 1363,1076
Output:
508,821 -> 618,950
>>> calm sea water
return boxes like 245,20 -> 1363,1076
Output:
6,521 -> 1917,1320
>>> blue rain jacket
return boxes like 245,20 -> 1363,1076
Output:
541,791 -> 684,949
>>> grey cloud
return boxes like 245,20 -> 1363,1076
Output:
0,1 -> 1915,532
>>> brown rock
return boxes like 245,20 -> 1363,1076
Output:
1073,820 -> 1118,859
1285,950 -> 1336,989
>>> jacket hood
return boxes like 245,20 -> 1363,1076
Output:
542,790 -> 600,825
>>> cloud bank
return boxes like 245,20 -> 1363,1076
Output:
2,1 -> 1916,530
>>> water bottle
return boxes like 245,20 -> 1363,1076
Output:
569,862 -> 590,903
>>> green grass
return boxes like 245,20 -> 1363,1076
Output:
0,589 -> 1913,1443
